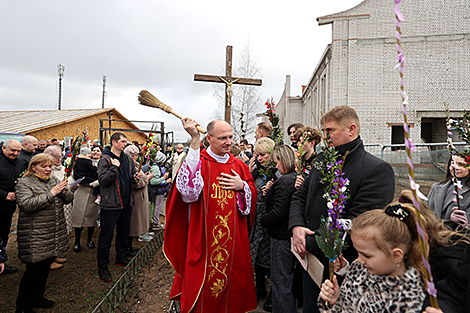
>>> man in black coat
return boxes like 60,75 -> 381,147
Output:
17,135 -> 38,168
288,106 -> 395,313
0,139 -> 25,274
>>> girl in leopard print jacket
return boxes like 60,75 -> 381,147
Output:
319,203 -> 427,313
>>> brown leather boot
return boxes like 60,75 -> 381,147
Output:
55,257 -> 67,264
50,262 -> 63,270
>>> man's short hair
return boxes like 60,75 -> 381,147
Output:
3,139 -> 14,148
257,122 -> 273,137
240,139 -> 248,145
321,105 -> 360,134
110,132 -> 126,144
39,139 -> 46,144
293,126 -> 322,145
288,123 -> 304,133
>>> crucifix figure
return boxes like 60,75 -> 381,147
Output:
194,45 -> 262,124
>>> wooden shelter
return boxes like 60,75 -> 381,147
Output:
0,108 -> 147,146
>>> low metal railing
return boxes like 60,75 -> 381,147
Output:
364,142 -> 469,164
168,300 -> 181,312
91,230 -> 164,313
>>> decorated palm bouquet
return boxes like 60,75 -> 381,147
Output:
64,128 -> 89,180
315,134 -> 350,280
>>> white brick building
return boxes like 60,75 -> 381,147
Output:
276,0 -> 470,146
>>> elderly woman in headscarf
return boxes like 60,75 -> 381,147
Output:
15,154 -> 73,312
123,145 -> 154,254
71,147 -> 100,252
149,151 -> 171,230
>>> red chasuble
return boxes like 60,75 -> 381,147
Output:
164,149 -> 258,313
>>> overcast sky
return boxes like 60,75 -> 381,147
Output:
0,0 -> 364,142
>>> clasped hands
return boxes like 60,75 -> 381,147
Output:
51,180 -> 68,196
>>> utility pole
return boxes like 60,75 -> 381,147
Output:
102,75 -> 107,109
57,64 -> 65,110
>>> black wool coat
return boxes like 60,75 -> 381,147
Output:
0,147 -> 27,214
288,137 -> 395,270
74,156 -> 99,185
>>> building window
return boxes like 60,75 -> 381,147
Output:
391,125 -> 406,151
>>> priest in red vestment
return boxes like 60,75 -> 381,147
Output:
164,118 -> 258,313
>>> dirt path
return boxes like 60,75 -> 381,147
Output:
1,207 -> 276,313
0,211 -> 173,313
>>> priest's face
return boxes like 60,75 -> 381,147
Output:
207,121 -> 234,156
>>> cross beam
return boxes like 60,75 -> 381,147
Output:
194,45 -> 262,124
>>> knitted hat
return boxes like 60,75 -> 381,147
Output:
155,151 -> 166,164
124,145 -> 140,156
80,147 -> 91,156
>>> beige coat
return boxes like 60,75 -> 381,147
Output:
129,161 -> 150,236
16,175 -> 74,263
71,182 -> 100,228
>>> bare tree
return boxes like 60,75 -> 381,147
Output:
212,43 -> 263,141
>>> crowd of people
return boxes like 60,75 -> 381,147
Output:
163,106 -> 470,313
1,104 -> 470,313
0,134 -> 187,313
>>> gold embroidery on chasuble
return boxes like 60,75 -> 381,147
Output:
207,177 -> 235,298
210,176 -> 234,209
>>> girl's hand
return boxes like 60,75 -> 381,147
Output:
320,275 -> 340,306
333,255 -> 347,272
294,175 -> 304,190
166,178 -> 172,184
423,307 -> 443,313
163,172 -> 169,179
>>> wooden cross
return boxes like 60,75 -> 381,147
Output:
194,45 -> 262,124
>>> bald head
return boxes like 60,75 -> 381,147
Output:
2,139 -> 22,160
207,119 -> 231,133
206,120 -> 233,156
22,135 -> 38,152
